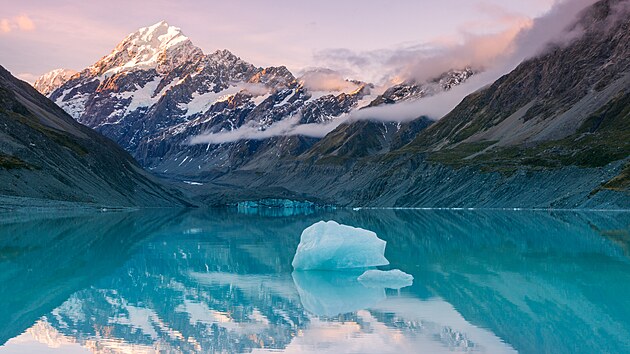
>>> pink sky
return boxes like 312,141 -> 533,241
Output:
0,0 -> 557,83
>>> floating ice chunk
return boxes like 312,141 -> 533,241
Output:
357,269 -> 414,289
291,221 -> 389,270
292,270 -> 385,316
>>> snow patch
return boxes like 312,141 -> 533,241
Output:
99,21 -> 198,76
183,180 -> 203,186
55,91 -> 90,120
113,305 -> 159,340
182,84 -> 245,117
251,92 -> 271,106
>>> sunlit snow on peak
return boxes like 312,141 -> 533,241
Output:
92,20 -> 202,76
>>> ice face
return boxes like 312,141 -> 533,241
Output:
291,221 -> 389,270
357,269 -> 414,289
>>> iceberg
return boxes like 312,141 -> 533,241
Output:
357,269 -> 414,289
291,221 -> 389,270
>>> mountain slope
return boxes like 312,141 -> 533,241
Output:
299,118 -> 434,164
42,21 -> 474,180
409,0 -> 629,152
356,0 -> 630,207
44,22 -> 376,177
0,65 -> 189,207
367,68 -> 475,107
195,0 -> 629,209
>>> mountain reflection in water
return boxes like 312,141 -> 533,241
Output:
0,209 -> 628,353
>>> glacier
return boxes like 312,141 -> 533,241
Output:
291,221 -> 389,270
358,269 -> 414,289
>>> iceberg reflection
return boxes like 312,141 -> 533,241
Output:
292,270 -> 385,316
0,209 -> 628,353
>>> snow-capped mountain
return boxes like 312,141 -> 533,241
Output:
44,21 -> 473,179
32,68 -> 77,95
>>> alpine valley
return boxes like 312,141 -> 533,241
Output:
25,0 -> 630,209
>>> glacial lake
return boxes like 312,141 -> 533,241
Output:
0,208 -> 629,354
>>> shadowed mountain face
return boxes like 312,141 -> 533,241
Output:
0,66 -> 188,207
1,209 -> 629,353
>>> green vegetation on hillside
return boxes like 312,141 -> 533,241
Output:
0,154 -> 33,170
600,162 -> 630,192
426,92 -> 630,177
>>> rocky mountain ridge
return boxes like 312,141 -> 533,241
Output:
40,21 -> 474,179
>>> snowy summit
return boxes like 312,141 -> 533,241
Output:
92,20 -> 203,76
33,68 -> 77,95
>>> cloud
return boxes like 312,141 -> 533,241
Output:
188,109 -> 365,144
361,0 -> 601,122
242,82 -> 270,96
187,77 -> 490,145
314,0 -> 600,86
298,68 -> 362,92
15,15 -> 35,31
0,19 -> 10,33
0,15 -> 36,34
313,5 -> 534,85
188,0 -> 604,145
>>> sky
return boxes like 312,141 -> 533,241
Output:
0,0 -> 558,83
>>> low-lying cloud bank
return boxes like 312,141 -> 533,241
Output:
190,0 -> 601,145
298,68 -> 363,93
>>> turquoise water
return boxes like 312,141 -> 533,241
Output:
0,208 -> 629,353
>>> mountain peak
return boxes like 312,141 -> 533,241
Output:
133,21 -> 187,48
91,21 -> 203,76
33,68 -> 77,95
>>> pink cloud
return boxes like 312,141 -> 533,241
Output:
0,19 -> 11,33
0,15 -> 36,34
298,68 -> 362,92
15,15 -> 35,31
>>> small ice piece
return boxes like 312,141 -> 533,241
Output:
357,269 -> 414,289
291,221 -> 389,270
